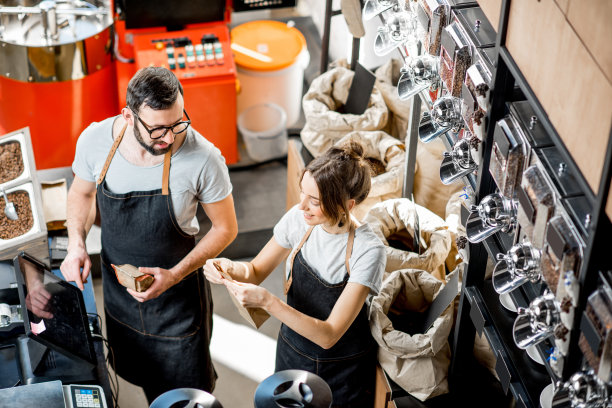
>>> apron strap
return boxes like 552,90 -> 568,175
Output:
284,222 -> 356,296
162,150 -> 171,196
285,225 -> 314,295
345,223 -> 355,275
96,122 -> 172,195
97,123 -> 127,185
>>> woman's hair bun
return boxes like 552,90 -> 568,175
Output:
339,139 -> 365,161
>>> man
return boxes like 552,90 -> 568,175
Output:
61,67 -> 238,401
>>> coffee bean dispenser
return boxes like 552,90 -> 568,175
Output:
439,22 -> 472,97
462,49 -> 494,142
416,0 -> 448,56
0,128 -> 48,265
516,164 -> 556,249
490,113 -> 531,199
578,276 -> 612,383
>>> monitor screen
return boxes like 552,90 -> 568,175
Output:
118,0 -> 226,29
13,253 -> 96,366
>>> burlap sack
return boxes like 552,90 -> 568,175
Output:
335,131 -> 405,221
444,190 -> 470,272
374,59 -> 413,140
369,268 -> 453,401
301,66 -> 389,157
364,198 -> 451,281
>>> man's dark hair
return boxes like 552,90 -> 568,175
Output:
126,67 -> 184,114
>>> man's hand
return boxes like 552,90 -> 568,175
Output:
25,284 -> 54,319
60,246 -> 91,291
126,267 -> 180,302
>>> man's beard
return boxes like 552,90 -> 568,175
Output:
133,125 -> 172,156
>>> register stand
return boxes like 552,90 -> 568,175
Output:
0,254 -> 112,408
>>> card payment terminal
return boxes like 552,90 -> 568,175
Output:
63,384 -> 107,408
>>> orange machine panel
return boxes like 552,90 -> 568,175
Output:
0,66 -> 119,170
130,25 -> 238,164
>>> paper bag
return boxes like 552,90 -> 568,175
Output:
41,179 -> 68,230
215,263 -> 270,329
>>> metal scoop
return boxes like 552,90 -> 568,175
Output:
1,188 -> 18,220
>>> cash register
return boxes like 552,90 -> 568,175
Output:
0,253 -> 108,407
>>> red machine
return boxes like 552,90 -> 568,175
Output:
0,0 -> 118,170
114,1 -> 238,163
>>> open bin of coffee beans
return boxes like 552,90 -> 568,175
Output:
0,128 -> 49,264
0,131 -> 33,189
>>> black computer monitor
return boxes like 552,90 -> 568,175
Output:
118,0 -> 226,30
13,252 -> 96,384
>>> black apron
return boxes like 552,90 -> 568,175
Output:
275,224 -> 376,408
96,124 -> 215,402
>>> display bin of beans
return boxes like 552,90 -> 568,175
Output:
0,128 -> 49,265
540,210 -> 583,298
516,162 -> 556,249
439,22 -> 471,97
416,0 -> 448,56
461,52 -> 493,140
0,131 -> 33,190
489,113 -> 530,198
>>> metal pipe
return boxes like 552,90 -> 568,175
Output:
320,0 -> 333,74
39,1 -> 58,41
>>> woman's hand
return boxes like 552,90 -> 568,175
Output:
223,280 -> 273,310
203,258 -> 238,284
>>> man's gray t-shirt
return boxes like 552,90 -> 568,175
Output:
72,116 -> 232,235
274,205 -> 386,297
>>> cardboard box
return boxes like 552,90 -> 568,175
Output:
506,0 -> 612,193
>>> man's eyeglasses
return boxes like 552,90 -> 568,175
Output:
133,109 -> 191,140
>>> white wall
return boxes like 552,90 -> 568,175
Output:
299,0 -> 399,70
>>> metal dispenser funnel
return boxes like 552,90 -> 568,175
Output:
492,242 -> 541,294
466,193 -> 517,243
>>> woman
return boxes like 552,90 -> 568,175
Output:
203,141 -> 386,407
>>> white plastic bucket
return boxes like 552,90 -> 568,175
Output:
236,50 -> 309,128
238,103 -> 288,162
232,20 -> 310,128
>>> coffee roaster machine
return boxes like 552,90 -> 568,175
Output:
0,0 -> 240,169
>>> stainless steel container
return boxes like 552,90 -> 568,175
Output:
439,21 -> 471,97
0,0 -> 113,82
0,128 -> 48,265
490,114 -> 530,198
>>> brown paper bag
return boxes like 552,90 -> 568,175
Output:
41,179 -> 68,231
214,264 -> 270,329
